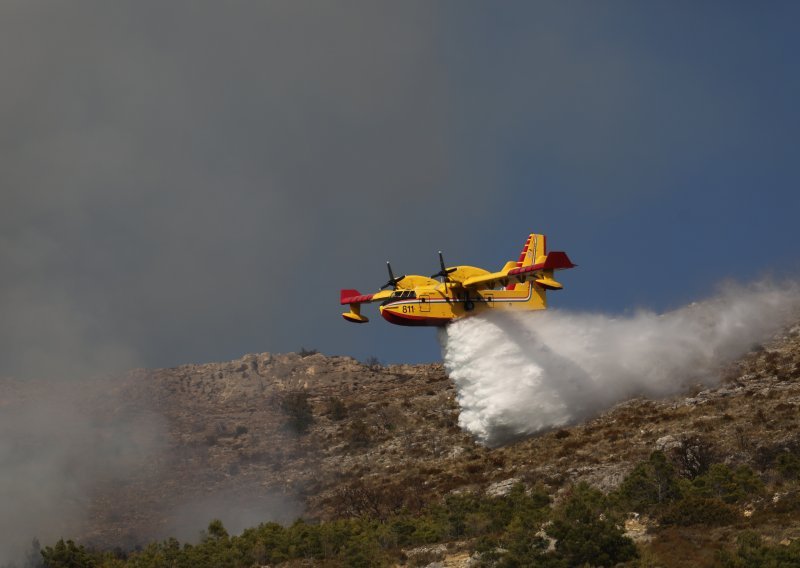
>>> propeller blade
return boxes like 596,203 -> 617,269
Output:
431,251 -> 457,280
381,261 -> 405,290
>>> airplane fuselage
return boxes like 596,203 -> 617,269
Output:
378,279 -> 546,326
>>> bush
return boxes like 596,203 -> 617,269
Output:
776,452 -> 800,480
671,435 -> 716,479
363,356 -> 382,369
615,451 -> 681,513
41,539 -> 97,568
280,391 -> 314,433
327,396 -> 348,421
346,419 -> 372,448
495,516 -> 555,568
691,464 -> 764,504
660,495 -> 739,527
443,483 -> 550,540
547,483 -> 638,567
719,531 -> 800,567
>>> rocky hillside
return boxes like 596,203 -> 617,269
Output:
5,323 -> 800,565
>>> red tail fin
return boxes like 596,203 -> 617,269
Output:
508,233 -> 546,290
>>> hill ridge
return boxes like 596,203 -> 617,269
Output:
4,324 -> 800,564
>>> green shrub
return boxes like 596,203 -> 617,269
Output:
41,539 -> 97,568
776,452 -> 800,480
443,483 -> 549,540
719,531 -> 800,567
615,451 -> 681,512
496,516 -> 558,568
691,464 -> 764,504
660,495 -> 739,526
546,483 -> 638,567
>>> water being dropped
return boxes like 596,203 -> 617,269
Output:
441,282 -> 800,446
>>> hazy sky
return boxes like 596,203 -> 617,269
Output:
2,1 -> 799,376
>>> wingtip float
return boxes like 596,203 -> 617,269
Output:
340,233 -> 576,327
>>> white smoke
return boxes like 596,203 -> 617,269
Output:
441,282 -> 800,447
0,379 -> 167,564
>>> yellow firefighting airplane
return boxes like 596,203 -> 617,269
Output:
340,233 -> 575,326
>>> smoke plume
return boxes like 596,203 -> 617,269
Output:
168,489 -> 303,544
441,282 -> 800,447
0,379 -> 167,564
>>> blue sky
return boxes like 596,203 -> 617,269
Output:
2,2 -> 798,376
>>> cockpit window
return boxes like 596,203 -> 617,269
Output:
392,290 -> 417,299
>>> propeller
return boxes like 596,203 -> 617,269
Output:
430,251 -> 457,281
381,261 -> 405,290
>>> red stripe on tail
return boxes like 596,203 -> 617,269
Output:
340,289 -> 374,305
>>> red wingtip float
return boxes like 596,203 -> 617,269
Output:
340,233 -> 575,326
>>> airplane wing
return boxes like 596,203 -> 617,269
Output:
462,251 -> 576,290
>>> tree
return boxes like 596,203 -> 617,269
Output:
547,484 -> 638,567
496,516 -> 557,568
204,519 -> 229,542
692,463 -> 764,504
719,531 -> 800,567
616,451 -> 681,513
280,391 -> 314,433
41,539 -> 96,568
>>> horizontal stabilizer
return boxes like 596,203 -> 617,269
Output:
541,251 -> 576,270
340,289 -> 374,305
534,277 -> 563,290
507,251 -> 576,276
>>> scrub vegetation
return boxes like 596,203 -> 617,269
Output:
29,450 -> 800,567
